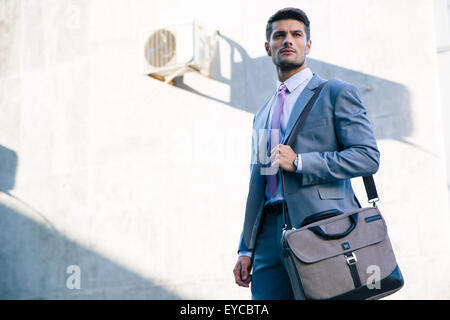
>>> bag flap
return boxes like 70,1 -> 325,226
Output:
286,207 -> 387,264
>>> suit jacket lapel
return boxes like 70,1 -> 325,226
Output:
249,94 -> 275,180
282,74 -> 323,145
257,94 -> 275,131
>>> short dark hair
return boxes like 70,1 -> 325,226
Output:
266,7 -> 310,42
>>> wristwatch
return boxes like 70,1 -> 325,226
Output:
293,154 -> 299,168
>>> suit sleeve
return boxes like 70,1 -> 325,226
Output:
300,83 -> 380,186
237,114 -> 257,255
237,230 -> 253,255
249,115 -> 256,175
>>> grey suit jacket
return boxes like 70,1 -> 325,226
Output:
238,73 -> 380,254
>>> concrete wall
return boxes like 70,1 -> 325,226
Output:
435,0 -> 450,190
1,0 -> 449,299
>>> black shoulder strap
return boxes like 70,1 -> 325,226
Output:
284,80 -> 329,146
280,81 -> 378,229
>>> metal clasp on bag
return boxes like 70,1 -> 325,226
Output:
346,252 -> 358,265
368,197 -> 379,208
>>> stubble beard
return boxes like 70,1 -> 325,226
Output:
275,54 -> 305,72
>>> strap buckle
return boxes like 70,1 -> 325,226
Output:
346,252 -> 358,265
368,197 -> 379,208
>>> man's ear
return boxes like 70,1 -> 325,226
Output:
265,42 -> 271,56
305,39 -> 312,55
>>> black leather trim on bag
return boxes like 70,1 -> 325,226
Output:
330,265 -> 404,300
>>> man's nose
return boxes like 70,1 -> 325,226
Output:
283,33 -> 294,46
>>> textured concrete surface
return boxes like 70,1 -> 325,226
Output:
1,0 -> 450,299
436,0 -> 450,188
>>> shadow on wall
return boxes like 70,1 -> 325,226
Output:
174,33 -> 412,142
0,145 -> 181,299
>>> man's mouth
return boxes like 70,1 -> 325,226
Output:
280,49 -> 295,54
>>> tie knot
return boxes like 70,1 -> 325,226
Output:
278,83 -> 288,95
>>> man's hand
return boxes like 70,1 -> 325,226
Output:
270,144 -> 297,172
233,256 -> 253,287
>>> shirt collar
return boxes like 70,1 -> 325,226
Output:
276,67 -> 313,93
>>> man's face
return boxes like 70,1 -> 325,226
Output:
265,19 -> 311,71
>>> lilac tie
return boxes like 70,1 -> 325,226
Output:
267,83 -> 288,196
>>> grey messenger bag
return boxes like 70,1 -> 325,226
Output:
280,81 -> 404,300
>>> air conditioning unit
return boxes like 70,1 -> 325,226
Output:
141,20 -> 218,79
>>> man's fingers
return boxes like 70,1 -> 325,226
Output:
275,144 -> 292,154
241,263 -> 252,285
270,151 -> 278,163
270,146 -> 280,163
270,144 -> 290,162
233,262 -> 246,287
239,263 -> 251,287
233,258 -> 252,287
241,262 -> 249,280
233,265 -> 239,277
233,268 -> 245,286
270,144 -> 279,153
270,144 -> 296,170
241,258 -> 253,282
270,145 -> 279,157
235,272 -> 249,287
233,265 -> 242,281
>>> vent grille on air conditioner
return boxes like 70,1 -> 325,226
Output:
141,20 -> 218,79
144,29 -> 177,68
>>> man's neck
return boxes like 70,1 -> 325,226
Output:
277,65 -> 307,83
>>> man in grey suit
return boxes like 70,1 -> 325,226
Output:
233,7 -> 380,299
